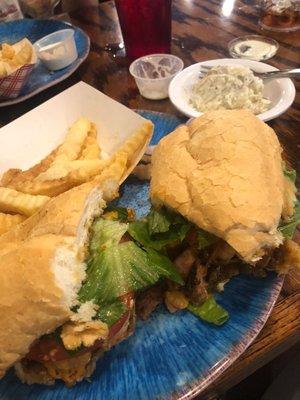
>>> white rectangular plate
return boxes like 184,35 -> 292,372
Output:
0,81 -> 149,175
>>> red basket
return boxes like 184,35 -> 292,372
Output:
0,63 -> 35,99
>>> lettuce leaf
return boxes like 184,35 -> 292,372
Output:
144,247 -> 184,285
128,207 -> 191,252
279,166 -> 299,239
148,208 -> 172,235
187,297 -> 229,326
96,299 -> 126,327
79,241 -> 183,306
89,218 -> 128,254
128,220 -> 189,251
130,207 -> 219,252
279,200 -> 300,239
283,165 -> 296,184
198,229 -> 218,249
147,208 -> 188,235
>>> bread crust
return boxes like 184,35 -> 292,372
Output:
0,180 -> 108,249
0,234 -> 71,377
150,110 -> 286,262
0,180 -> 112,377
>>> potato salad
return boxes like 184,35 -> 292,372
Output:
189,65 -> 271,114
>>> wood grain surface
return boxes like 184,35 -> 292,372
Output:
0,0 -> 299,398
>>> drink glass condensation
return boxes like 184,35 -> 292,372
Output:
115,0 -> 172,60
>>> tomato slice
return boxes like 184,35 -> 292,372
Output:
26,293 -> 134,363
26,336 -> 70,363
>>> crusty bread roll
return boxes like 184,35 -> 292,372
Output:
0,179 -> 117,378
150,110 -> 289,263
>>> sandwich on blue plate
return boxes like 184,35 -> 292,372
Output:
129,110 -> 300,324
0,109 -> 299,387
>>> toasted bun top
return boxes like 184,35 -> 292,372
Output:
150,110 -> 286,262
0,179 -> 117,377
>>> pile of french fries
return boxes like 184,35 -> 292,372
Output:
0,39 -> 34,78
0,117 -> 148,236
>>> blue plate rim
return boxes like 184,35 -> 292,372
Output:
0,20 -> 90,107
171,275 -> 284,399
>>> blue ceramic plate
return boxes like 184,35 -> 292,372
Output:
0,19 -> 90,107
0,111 -> 283,400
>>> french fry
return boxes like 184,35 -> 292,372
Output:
33,118 -> 92,182
68,159 -> 109,181
79,124 -> 101,160
0,213 -> 26,236
5,179 -> 75,198
0,187 -> 50,216
94,151 -> 128,184
0,118 -> 151,203
35,159 -> 108,182
1,147 -> 60,188
4,118 -> 92,190
1,44 -> 15,60
48,117 -> 91,165
7,159 -> 109,197
118,125 -> 150,165
0,169 -> 21,187
109,123 -> 152,181
9,41 -> 32,67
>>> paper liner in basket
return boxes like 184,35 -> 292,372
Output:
0,38 -> 37,99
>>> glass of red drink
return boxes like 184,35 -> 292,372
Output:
115,0 -> 172,60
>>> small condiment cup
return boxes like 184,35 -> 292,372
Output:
34,29 -> 78,71
228,35 -> 279,61
129,54 -> 184,100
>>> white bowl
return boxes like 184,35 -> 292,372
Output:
168,58 -> 296,122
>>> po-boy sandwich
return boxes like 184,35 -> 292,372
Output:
0,178 -> 183,386
129,110 -> 300,323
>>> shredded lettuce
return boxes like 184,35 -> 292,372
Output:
187,297 -> 229,326
279,200 -> 300,239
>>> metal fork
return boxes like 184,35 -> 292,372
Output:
199,65 -> 300,81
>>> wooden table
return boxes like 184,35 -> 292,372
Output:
1,1 -> 299,398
